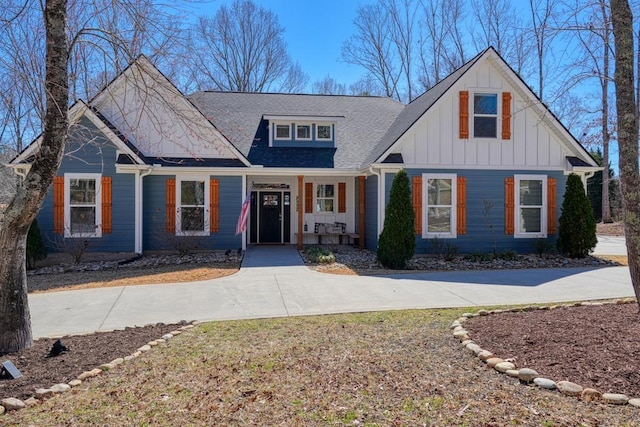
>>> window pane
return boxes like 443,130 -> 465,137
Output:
427,207 -> 452,233
181,181 -> 205,205
519,180 -> 543,205
297,125 -> 311,139
316,199 -> 334,212
520,208 -> 541,232
427,179 -> 452,205
317,184 -> 334,198
69,179 -> 96,204
317,125 -> 331,139
181,207 -> 204,231
70,206 -> 96,234
474,94 -> 497,114
474,117 -> 497,138
276,124 -> 290,138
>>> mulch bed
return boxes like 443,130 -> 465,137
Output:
465,302 -> 640,397
0,323 -> 184,402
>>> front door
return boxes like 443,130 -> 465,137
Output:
259,192 -> 282,243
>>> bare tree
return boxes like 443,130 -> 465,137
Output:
528,0 -> 562,101
187,0 -> 306,92
610,0 -> 640,309
312,75 -> 347,95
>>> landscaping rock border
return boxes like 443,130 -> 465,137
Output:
452,298 -> 640,409
0,322 -> 197,415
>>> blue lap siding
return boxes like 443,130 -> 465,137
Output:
365,175 -> 379,251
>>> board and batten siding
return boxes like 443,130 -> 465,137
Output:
38,116 -> 136,253
398,61 -> 566,169
381,169 -> 566,254
365,174 -> 379,251
142,174 -> 242,251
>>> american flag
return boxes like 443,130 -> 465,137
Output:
235,183 -> 252,235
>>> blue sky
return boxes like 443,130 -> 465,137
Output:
199,0 -> 373,88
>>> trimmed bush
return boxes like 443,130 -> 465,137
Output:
377,170 -> 415,269
27,219 -> 47,269
557,173 -> 597,258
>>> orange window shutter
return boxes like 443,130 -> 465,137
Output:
53,176 -> 64,234
305,182 -> 313,213
502,92 -> 512,140
101,176 -> 112,234
412,176 -> 422,234
166,178 -> 176,233
338,182 -> 346,213
459,91 -> 469,139
457,176 -> 467,235
210,178 -> 220,232
505,177 -> 515,235
547,177 -> 557,235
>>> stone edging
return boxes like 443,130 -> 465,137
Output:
452,298 -> 640,409
0,322 -> 198,415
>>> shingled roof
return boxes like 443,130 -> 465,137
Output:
188,92 -> 404,169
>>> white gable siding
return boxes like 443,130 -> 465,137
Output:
93,63 -> 236,160
396,60 -> 573,170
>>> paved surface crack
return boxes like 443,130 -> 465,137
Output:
274,275 -> 290,316
98,287 -> 126,330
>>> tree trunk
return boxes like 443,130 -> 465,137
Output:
601,0 -> 612,224
0,0 -> 69,353
610,0 -> 640,308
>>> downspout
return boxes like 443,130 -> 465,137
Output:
135,167 -> 153,254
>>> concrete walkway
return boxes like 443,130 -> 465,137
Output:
29,240 -> 635,339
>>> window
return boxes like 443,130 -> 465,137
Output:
473,93 -> 498,138
275,124 -> 291,139
515,175 -> 547,238
316,184 -> 335,212
65,173 -> 102,237
423,173 -> 457,238
296,124 -> 311,140
177,178 -> 209,235
316,124 -> 332,140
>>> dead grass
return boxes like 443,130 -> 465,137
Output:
5,310 -> 639,426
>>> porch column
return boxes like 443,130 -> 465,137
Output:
297,175 -> 304,250
358,175 -> 366,249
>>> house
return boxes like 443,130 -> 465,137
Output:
9,47 -> 599,255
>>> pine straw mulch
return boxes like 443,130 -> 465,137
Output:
3,310 -> 640,426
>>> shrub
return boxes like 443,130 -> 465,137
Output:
26,219 -> 47,269
557,173 -> 597,258
377,170 -> 415,269
306,246 -> 336,264
464,251 -> 493,262
499,250 -> 518,261
532,239 -> 553,258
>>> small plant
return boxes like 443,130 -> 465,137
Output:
464,251 -> 493,262
532,239 -> 553,258
557,173 -> 597,258
26,219 -> 47,269
306,246 -> 336,264
442,242 -> 459,261
499,250 -> 518,261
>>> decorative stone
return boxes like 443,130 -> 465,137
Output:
131,351 -> 142,358
506,369 -> 520,378
1,397 -> 26,411
581,388 -> 602,403
162,333 -> 173,340
137,344 -> 152,352
0,405 -> 5,415
453,329 -> 469,338
35,388 -> 54,399
533,377 -> 557,390
461,313 -> 474,318
68,379 -> 82,387
628,398 -> 640,408
50,383 -> 71,393
78,368 -> 102,380
170,330 -> 182,336
517,368 -> 538,383
24,397 -> 39,407
110,358 -> 124,366
477,309 -> 489,316
156,339 -> 166,344
461,340 -> 474,347
602,393 -> 629,405
494,362 -> 515,373
486,358 -> 504,367
523,306 -> 538,312
557,381 -> 583,396
465,343 -> 482,354
477,350 -> 494,361
99,363 -> 115,371
148,340 -> 158,347
124,355 -> 135,361
450,321 -> 462,329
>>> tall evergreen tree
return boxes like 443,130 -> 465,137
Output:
377,170 -> 415,269
557,173 -> 597,258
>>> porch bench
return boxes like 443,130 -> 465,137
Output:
298,232 -> 359,245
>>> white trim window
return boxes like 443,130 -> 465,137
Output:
423,173 -> 457,238
515,174 -> 547,238
316,124 -> 332,140
177,177 -> 209,236
65,173 -> 102,238
275,124 -> 291,140
296,124 -> 312,140
473,93 -> 498,138
316,184 -> 335,213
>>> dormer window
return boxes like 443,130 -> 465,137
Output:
296,124 -> 311,140
275,124 -> 291,139
316,124 -> 332,140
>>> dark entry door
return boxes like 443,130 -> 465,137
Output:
259,192 -> 282,243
